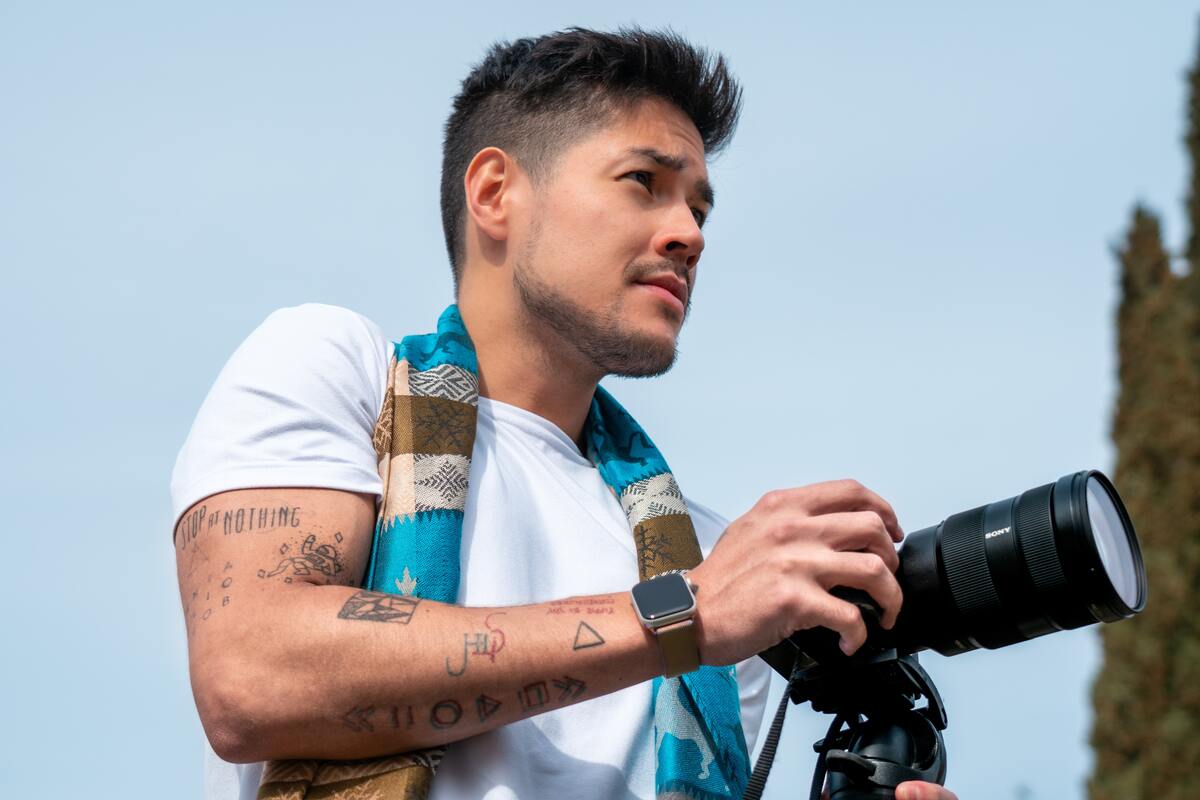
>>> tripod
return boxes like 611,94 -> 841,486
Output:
748,607 -> 948,800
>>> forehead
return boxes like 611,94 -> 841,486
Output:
566,96 -> 708,176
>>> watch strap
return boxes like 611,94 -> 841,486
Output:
656,617 -> 701,678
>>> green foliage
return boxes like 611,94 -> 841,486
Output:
1088,27 -> 1200,797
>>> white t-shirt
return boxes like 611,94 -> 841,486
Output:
171,303 -> 770,800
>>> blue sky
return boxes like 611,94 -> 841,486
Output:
0,3 -> 1193,798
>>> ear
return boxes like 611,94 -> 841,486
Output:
463,146 -> 520,244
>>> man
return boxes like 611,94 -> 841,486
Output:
172,26 -> 957,800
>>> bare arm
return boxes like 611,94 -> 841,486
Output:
176,486 -> 662,764
178,479 -> 914,766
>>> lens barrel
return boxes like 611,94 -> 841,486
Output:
887,469 -> 1147,656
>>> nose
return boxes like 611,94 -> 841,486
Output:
652,204 -> 705,270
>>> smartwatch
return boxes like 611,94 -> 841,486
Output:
630,570 -> 701,678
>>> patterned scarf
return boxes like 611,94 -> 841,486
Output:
258,305 -> 749,800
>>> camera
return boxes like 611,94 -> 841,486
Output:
745,470 -> 1148,800
760,469 -> 1147,673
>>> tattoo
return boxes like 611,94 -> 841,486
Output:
176,503 -> 214,552
475,694 -> 502,723
571,621 -> 605,650
342,705 -> 376,733
389,705 -> 414,728
519,676 -> 587,711
430,700 -> 463,729
553,675 -> 587,701
518,681 -> 549,711
257,533 -> 345,582
177,504 -> 302,550
182,559 -> 236,630
548,596 -> 616,616
223,505 -> 302,535
445,612 -> 507,676
342,676 -> 582,738
176,500 -> 304,634
338,591 -> 420,624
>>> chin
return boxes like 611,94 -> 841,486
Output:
601,325 -> 679,379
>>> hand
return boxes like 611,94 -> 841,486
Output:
895,781 -> 959,800
688,479 -> 905,665
820,781 -> 958,800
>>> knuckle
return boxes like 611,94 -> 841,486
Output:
838,478 -> 863,494
841,601 -> 863,628
793,518 -> 818,545
760,490 -> 785,513
783,588 -> 808,622
786,551 -> 815,581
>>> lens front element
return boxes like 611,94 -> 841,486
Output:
1086,475 -> 1142,611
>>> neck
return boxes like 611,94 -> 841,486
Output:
456,282 -> 600,453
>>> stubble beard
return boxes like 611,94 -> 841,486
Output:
512,229 -> 685,380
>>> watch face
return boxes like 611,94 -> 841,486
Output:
632,574 -> 694,621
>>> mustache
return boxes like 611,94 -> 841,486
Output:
626,260 -> 691,287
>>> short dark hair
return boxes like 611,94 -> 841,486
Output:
439,26 -> 743,287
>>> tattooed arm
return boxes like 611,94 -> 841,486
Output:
175,486 -> 662,763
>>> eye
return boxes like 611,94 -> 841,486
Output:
626,170 -> 654,190
692,208 -> 707,228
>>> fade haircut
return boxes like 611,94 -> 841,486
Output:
439,26 -> 743,288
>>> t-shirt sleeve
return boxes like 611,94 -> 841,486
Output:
170,303 -> 392,529
683,495 -> 773,757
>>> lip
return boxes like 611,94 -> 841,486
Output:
635,274 -> 688,313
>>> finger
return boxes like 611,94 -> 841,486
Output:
896,781 -> 956,800
797,586 -> 869,654
810,511 -> 900,573
788,480 -> 905,543
815,550 -> 904,630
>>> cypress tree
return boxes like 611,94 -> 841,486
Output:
1089,22 -> 1200,797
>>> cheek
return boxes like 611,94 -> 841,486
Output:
559,199 -> 628,256
536,200 -> 642,290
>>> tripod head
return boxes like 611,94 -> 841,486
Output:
752,591 -> 949,800
795,645 -> 947,800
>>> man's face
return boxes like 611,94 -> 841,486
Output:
512,96 -> 711,378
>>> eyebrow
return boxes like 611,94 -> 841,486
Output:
625,147 -> 715,210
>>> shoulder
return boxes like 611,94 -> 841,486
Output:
259,301 -> 383,331
222,303 -> 393,405
242,303 -> 391,362
170,304 -> 395,527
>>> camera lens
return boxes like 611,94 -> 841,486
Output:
758,469 -> 1148,676
885,469 -> 1147,656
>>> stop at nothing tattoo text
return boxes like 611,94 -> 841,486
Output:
176,502 -> 302,551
